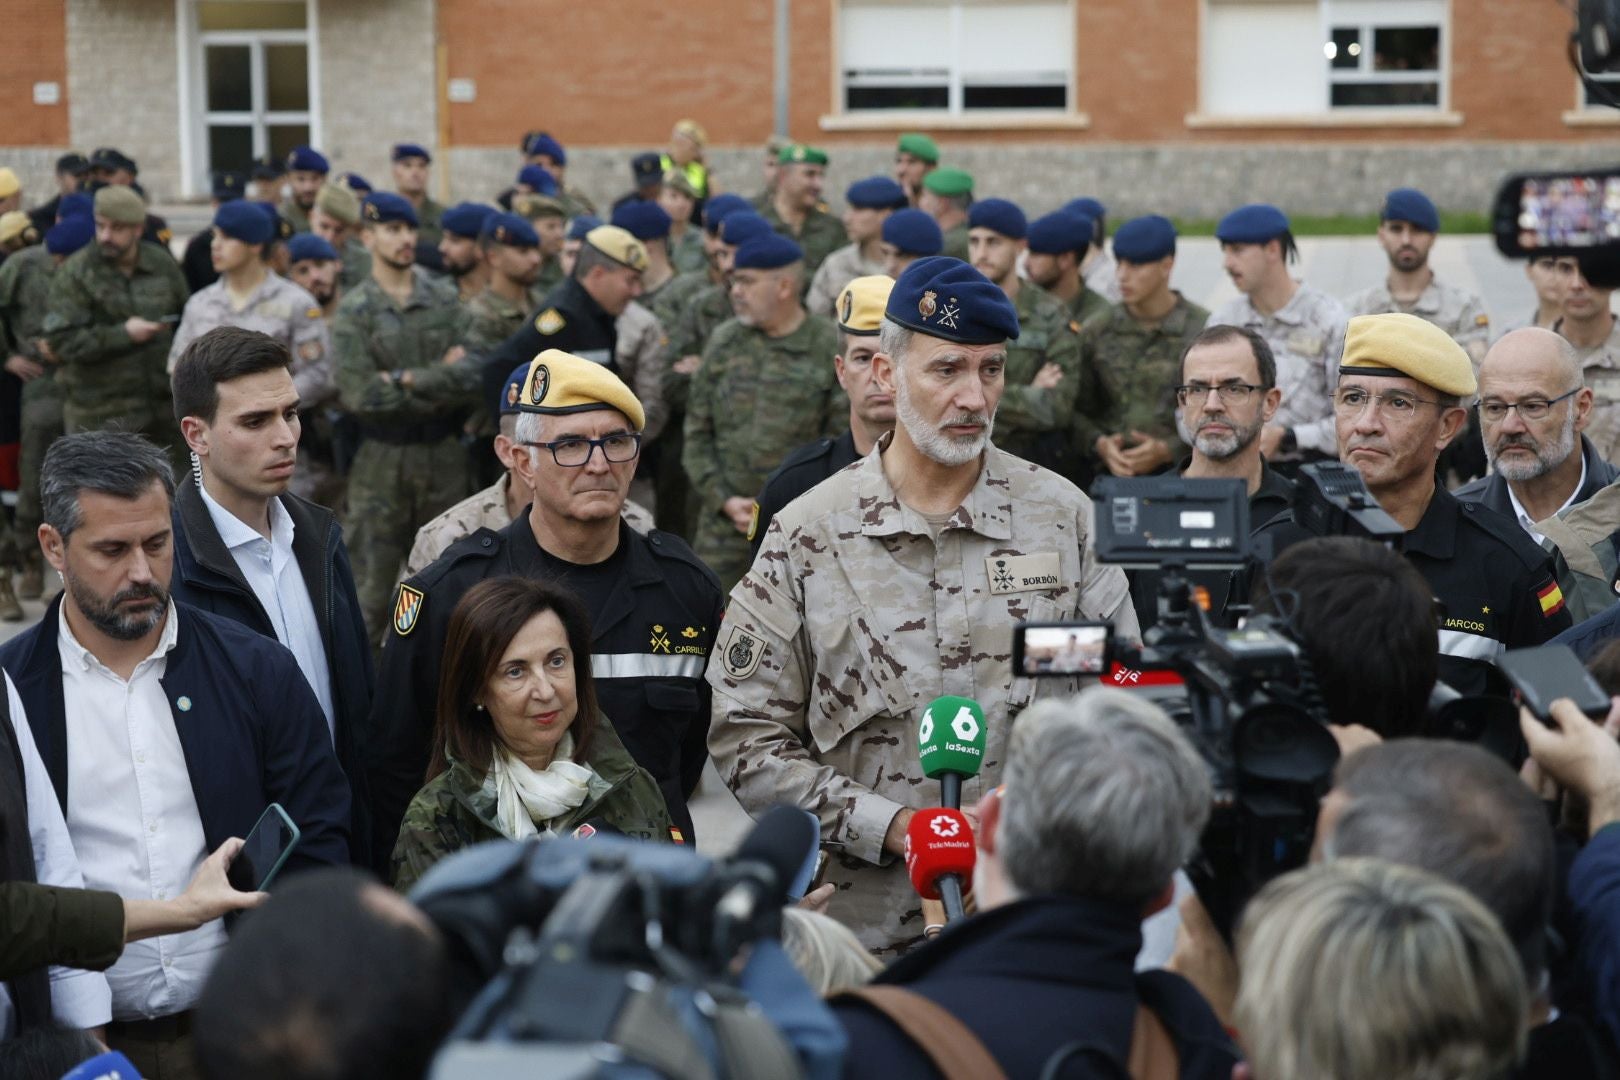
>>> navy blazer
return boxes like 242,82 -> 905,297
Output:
0,596 -> 351,870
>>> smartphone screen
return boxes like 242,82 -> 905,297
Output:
1497,644 -> 1612,724
1013,622 -> 1111,677
1516,175 -> 1620,251
227,804 -> 301,892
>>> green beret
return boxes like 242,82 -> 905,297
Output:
1339,313 -> 1476,398
777,143 -> 829,167
923,168 -> 973,198
93,185 -> 146,226
897,133 -> 940,164
520,349 -> 646,432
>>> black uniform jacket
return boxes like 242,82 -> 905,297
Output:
481,275 -> 619,419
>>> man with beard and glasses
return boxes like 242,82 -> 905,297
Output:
0,431 -> 349,1078
706,257 -> 1138,955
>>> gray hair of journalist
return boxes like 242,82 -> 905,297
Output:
40,431 -> 175,543
999,687 -> 1212,907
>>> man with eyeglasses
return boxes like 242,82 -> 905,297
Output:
1254,313 -> 1570,697
367,350 -> 723,862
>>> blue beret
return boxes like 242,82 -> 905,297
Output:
392,142 -> 432,163
702,193 -> 752,234
45,215 -> 94,256
335,171 -> 372,195
1065,197 -> 1105,220
256,203 -> 294,242
967,198 -> 1027,240
1026,211 -> 1094,256
611,201 -> 673,241
1216,203 -> 1290,245
361,192 -> 419,227
523,133 -> 567,165
881,208 -> 943,255
631,152 -> 663,183
516,165 -> 559,195
499,362 -> 533,416
211,170 -> 245,202
733,234 -> 805,270
285,145 -> 329,174
566,214 -> 603,241
57,193 -> 93,222
481,211 -> 539,247
719,212 -> 773,248
287,233 -> 339,263
885,256 -> 1020,345
1380,187 -> 1440,233
441,201 -> 495,239
846,176 -> 907,210
213,200 -> 274,245
1112,214 -> 1178,263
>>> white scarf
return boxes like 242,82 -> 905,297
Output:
484,733 -> 595,840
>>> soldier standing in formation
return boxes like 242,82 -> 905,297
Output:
806,176 -> 905,318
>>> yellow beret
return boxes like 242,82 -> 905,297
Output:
315,183 -> 361,226
0,168 -> 18,199
0,212 -> 30,246
519,349 -> 646,432
93,185 -> 146,225
837,275 -> 895,336
584,225 -> 648,272
1339,312 -> 1476,398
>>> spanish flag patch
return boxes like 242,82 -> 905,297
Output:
669,826 -> 686,844
1537,581 -> 1566,618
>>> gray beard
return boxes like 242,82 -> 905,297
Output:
894,367 -> 993,466
1176,412 -> 1262,462
1487,408 -> 1578,482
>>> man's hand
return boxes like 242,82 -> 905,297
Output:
1259,424 -> 1287,458
1119,431 -> 1172,474
673,354 -> 702,376
1032,362 -> 1064,390
33,338 -> 55,364
178,837 -> 268,928
883,807 -> 916,859
440,345 -> 465,366
723,496 -> 754,534
1095,433 -> 1136,477
4,355 -> 43,381
1167,892 -> 1238,1027
1521,700 -> 1620,833
797,882 -> 835,915
124,316 -> 164,343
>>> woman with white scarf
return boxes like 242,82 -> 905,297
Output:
389,576 -> 674,892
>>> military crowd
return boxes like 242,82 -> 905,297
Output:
4,119 -> 1620,1080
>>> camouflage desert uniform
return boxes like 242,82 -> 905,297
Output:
0,246 -> 64,556
1345,279 -> 1491,367
805,242 -> 885,319
707,434 -> 1140,955
760,202 -> 848,279
1206,284 -> 1347,457
683,313 -> 843,590
334,270 -> 478,639
400,474 -> 655,581
616,299 -> 672,440
167,273 -> 334,406
1075,293 -> 1212,468
991,284 -> 1084,470
42,240 -> 190,472
1568,319 -> 1620,464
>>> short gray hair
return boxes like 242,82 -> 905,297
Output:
877,317 -> 914,369
41,431 -> 175,542
512,410 -> 546,466
999,687 -> 1212,906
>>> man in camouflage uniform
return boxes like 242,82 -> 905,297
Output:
893,133 -> 939,207
463,212 -> 543,353
707,258 -> 1138,955
279,145 -> 329,234
522,131 -> 597,220
390,143 -> 444,248
310,182 -> 373,292
1553,258 -> 1620,463
1206,204 -> 1347,468
760,145 -> 848,282
42,186 -> 189,472
965,199 -> 1082,473
334,193 -> 478,640
683,234 -> 842,590
435,202 -> 493,303
919,168 -> 973,262
612,202 -> 678,310
806,176 -> 903,318
1024,209 -> 1111,328
1078,216 -> 1211,481
512,193 -> 568,293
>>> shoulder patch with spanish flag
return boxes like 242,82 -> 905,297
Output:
669,826 -> 686,844
1537,580 -> 1566,618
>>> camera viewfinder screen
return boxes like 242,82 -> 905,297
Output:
1020,625 -> 1108,676
1518,176 -> 1620,250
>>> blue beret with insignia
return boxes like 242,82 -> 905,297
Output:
441,201 -> 495,239
967,198 -> 1027,240
210,170 -> 245,202
335,171 -> 372,195
846,176 -> 908,210
702,193 -> 752,234
213,200 -> 274,245
566,214 -> 603,241
46,215 -> 94,256
719,212 -> 773,248
611,201 -> 673,241
1026,211 -> 1094,256
1380,187 -> 1440,233
285,145 -> 329,174
287,233 -> 339,263
362,192 -> 419,227
1111,214 -> 1178,263
499,362 -> 533,416
885,256 -> 1020,345
524,132 -> 567,165
256,203 -> 294,242
733,234 -> 804,270
1216,203 -> 1290,244
630,153 -> 663,184
57,193 -> 93,222
482,211 -> 539,247
516,165 -> 559,195
391,142 -> 432,163
881,208 -> 943,256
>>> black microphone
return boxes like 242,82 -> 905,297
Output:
711,805 -> 819,959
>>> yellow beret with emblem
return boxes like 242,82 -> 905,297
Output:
0,212 -> 32,247
584,225 -> 648,273
1339,312 -> 1476,398
837,275 -> 895,337
520,348 -> 646,432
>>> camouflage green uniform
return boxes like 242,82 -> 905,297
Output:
0,246 -> 61,566
464,285 -> 542,354
653,274 -> 732,538
333,270 -> 478,640
390,715 -> 673,893
42,241 -> 189,472
670,227 -> 708,275
706,434 -> 1139,955
759,202 -> 849,279
278,198 -> 313,234
558,188 -> 597,221
992,284 -> 1083,470
683,313 -> 843,589
340,238 -> 371,291
534,256 -> 564,295
942,222 -> 970,262
1345,276 -> 1491,367
414,196 -> 446,248
1062,284 -> 1113,329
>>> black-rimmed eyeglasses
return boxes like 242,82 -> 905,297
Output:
521,433 -> 642,467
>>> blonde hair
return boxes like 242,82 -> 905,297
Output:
781,908 -> 881,996
1235,858 -> 1528,1080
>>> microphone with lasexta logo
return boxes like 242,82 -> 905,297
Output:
906,807 -> 975,923
917,695 -> 987,810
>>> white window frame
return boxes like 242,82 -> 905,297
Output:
1323,1 -> 1448,113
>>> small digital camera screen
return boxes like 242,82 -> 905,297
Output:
1517,175 -> 1620,250
1019,624 -> 1108,676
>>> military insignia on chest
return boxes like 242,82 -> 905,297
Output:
651,624 -> 672,653
394,584 -> 425,636
719,624 -> 765,679
535,308 -> 566,335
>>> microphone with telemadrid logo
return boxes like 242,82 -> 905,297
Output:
917,695 -> 987,810
906,807 -> 975,923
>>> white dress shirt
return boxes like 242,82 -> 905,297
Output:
1506,454 -> 1586,547
197,481 -> 335,740
0,673 -> 113,1037
58,603 -> 225,1021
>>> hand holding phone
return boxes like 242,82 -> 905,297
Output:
227,803 -> 301,892
1497,644 -> 1611,725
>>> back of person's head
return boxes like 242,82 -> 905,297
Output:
1235,858 -> 1527,1080
0,1026 -> 102,1080
999,687 -> 1211,908
194,868 -> 452,1080
171,325 -> 293,424
1325,740 -> 1556,991
1250,536 -> 1437,737
781,907 -> 881,996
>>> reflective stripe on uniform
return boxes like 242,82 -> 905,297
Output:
1437,629 -> 1503,664
591,653 -> 707,679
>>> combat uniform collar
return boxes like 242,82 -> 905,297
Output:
364,267 -> 445,311
1402,481 -> 1460,560
1251,281 -> 1315,327
1116,291 -> 1199,335
856,431 -> 1013,541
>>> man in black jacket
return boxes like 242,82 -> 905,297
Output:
169,326 -> 374,866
